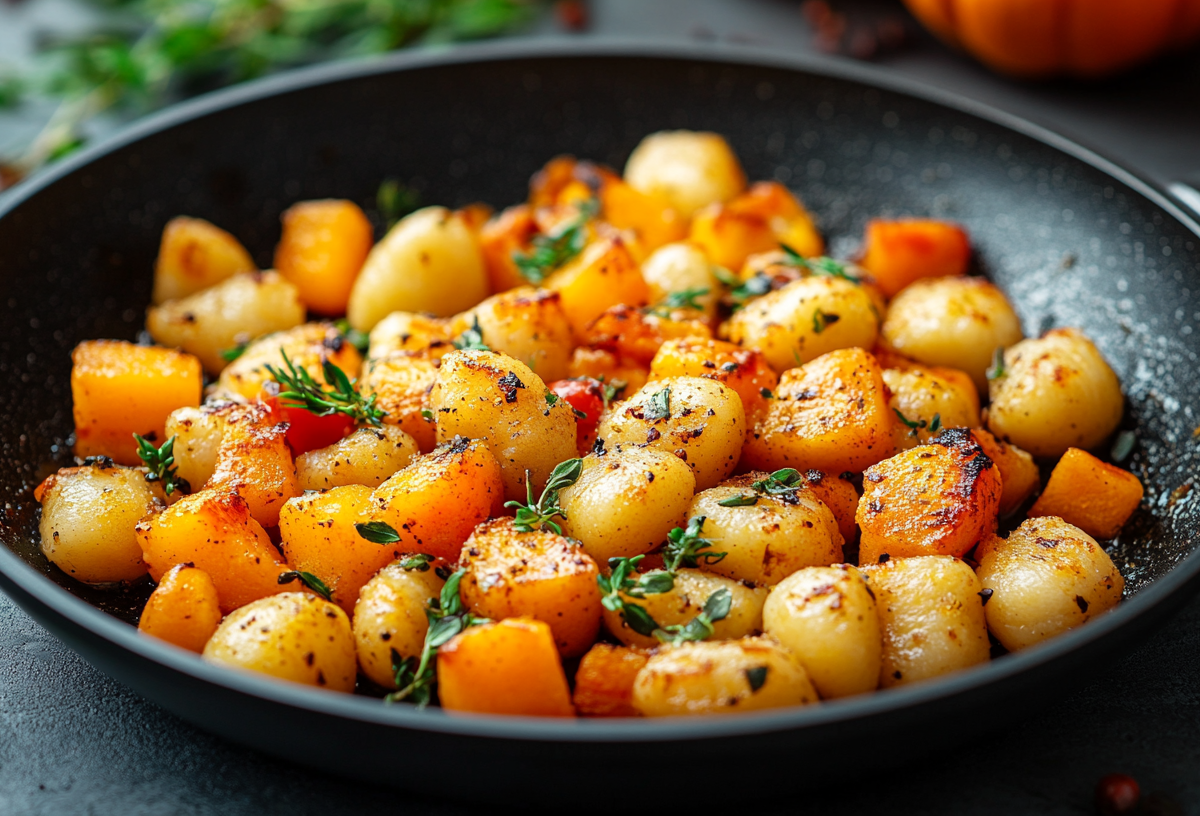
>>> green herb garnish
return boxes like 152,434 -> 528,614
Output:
646,287 -> 710,317
265,350 -> 385,427
220,343 -> 248,362
653,588 -> 732,646
729,273 -> 774,308
760,387 -> 775,400
334,319 -> 370,354
745,665 -> 769,692
451,316 -> 489,352
662,516 -> 727,573
398,553 -> 435,572
504,458 -> 583,535
512,198 -> 598,284
133,433 -> 190,496
986,347 -> 1007,380
717,493 -> 759,507
812,308 -> 840,334
356,521 -> 401,544
597,557 -> 731,645
377,179 -> 421,229
893,409 -> 941,438
386,568 -> 488,707
278,570 -> 333,601
781,245 -> 861,284
644,386 -> 671,421
1,1 -> 536,182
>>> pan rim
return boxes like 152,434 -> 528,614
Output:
1,37 -> 1198,744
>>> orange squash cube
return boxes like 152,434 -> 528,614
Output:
649,336 -> 779,428
438,618 -> 575,717
566,347 -> 649,395
135,489 -> 292,613
581,304 -> 712,366
152,216 -> 256,304
71,340 -> 203,465
1028,447 -> 1144,539
742,348 -> 896,475
279,485 -> 405,614
138,564 -> 222,652
857,428 -> 1002,565
545,237 -> 649,337
274,199 -> 373,315
205,404 -> 300,529
688,181 -> 824,271
859,219 -> 971,298
573,643 -> 650,717
367,439 -> 505,561
479,205 -> 540,293
801,470 -> 861,545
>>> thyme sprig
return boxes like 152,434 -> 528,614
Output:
781,244 -> 862,284
334,319 -> 370,354
662,516 -> 727,572
504,458 -> 583,535
654,588 -> 733,646
386,569 -> 488,707
512,198 -> 598,284
133,433 -> 190,496
265,350 -> 385,427
596,558 -> 732,645
645,287 -> 710,317
718,468 -> 806,507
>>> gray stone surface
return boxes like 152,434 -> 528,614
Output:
2,1 -> 1199,813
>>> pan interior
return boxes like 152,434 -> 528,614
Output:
0,52 -> 1196,632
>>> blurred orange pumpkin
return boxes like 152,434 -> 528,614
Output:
903,0 -> 1200,77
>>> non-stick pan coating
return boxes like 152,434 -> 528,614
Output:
0,42 -> 1197,802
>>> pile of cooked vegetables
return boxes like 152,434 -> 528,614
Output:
36,130 -> 1144,718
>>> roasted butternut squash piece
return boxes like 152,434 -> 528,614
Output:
971,429 -> 1040,517
152,216 -> 256,305
214,322 -> 362,402
274,199 -> 373,315
367,438 -> 505,561
1028,447 -> 1143,539
459,518 -> 602,658
582,304 -> 712,366
742,348 -> 895,475
544,236 -> 649,337
689,181 -> 823,271
859,218 -> 971,298
279,485 -> 404,614
366,312 -> 454,362
573,643 -> 651,717
359,354 -> 439,453
567,347 -> 649,395
856,428 -> 1002,565
437,618 -> 576,717
479,204 -> 540,293
135,488 -> 291,613
138,564 -> 222,652
648,336 -> 778,428
800,470 -> 861,545
205,403 -> 299,528
71,340 -> 202,465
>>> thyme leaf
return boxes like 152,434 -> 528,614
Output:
134,433 -> 190,496
504,458 -> 583,535
277,570 -> 333,602
512,198 -> 598,284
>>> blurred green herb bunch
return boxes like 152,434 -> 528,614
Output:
0,0 -> 540,184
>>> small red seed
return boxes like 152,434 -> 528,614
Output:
1095,773 -> 1140,816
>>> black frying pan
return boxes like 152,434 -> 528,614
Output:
0,41 -> 1198,806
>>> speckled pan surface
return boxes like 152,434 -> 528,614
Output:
0,41 -> 1197,800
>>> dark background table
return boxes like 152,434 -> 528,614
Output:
2,1 -> 1199,813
